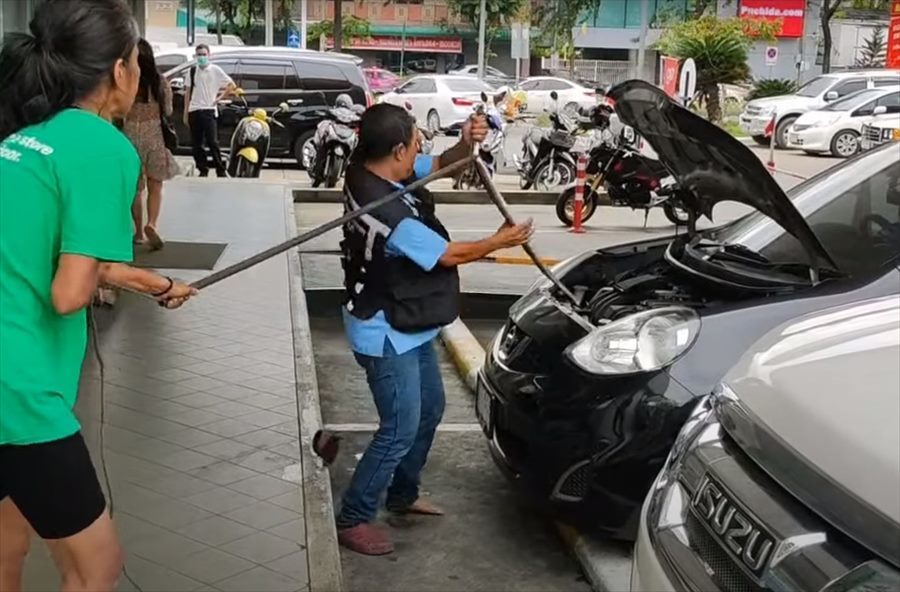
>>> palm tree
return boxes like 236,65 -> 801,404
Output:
656,17 -> 779,122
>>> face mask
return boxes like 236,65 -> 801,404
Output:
197,56 -> 209,68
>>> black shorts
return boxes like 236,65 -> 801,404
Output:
0,432 -> 106,539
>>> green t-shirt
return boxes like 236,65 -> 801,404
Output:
0,109 -> 139,445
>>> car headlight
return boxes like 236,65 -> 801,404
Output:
756,106 -> 775,116
566,307 -> 700,375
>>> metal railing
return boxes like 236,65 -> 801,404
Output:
540,58 -> 634,86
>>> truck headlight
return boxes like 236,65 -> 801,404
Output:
566,307 -> 700,375
821,560 -> 900,592
757,106 -> 775,116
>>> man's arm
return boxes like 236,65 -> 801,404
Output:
214,66 -> 238,102
183,87 -> 191,125
99,263 -> 197,308
438,221 -> 533,267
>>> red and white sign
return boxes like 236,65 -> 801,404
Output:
739,0 -> 805,38
660,56 -> 680,98
325,36 -> 463,54
887,1 -> 900,69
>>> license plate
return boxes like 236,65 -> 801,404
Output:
789,133 -> 800,145
476,379 -> 493,437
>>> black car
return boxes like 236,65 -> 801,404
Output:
477,80 -> 900,540
165,48 -> 371,167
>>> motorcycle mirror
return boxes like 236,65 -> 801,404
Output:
279,102 -> 290,111
550,91 -> 559,101
170,77 -> 185,90
404,101 -> 413,111
480,91 -> 488,102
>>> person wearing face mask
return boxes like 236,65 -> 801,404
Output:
183,44 -> 236,177
0,1 -> 196,590
335,104 -> 535,555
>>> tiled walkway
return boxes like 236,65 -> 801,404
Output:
21,181 -> 314,592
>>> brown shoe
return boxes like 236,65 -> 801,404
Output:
337,523 -> 394,556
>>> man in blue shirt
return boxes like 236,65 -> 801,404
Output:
336,104 -> 534,555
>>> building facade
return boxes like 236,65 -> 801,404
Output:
2,0 -> 147,42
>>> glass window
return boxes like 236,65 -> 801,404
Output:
401,77 -> 435,93
876,92 -> 900,110
297,61 -> 351,91
444,78 -> 491,92
539,79 -> 572,91
155,54 -> 186,74
720,156 -> 900,277
834,79 -> 866,97
797,76 -> 837,97
519,80 -> 540,91
236,61 -> 291,91
823,89 -> 881,111
873,77 -> 900,87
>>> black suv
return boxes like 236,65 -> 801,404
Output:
165,48 -> 371,167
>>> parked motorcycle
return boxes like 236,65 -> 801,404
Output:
515,91 -> 599,191
306,94 -> 365,188
453,91 -> 506,190
404,101 -> 434,155
555,124 -> 690,227
226,94 -> 288,178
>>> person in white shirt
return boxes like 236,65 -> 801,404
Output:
182,44 -> 236,177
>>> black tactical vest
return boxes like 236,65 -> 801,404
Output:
340,163 -> 460,332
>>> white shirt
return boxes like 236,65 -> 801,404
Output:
187,64 -> 234,114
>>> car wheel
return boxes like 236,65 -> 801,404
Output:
293,131 -> 316,170
427,110 -> 441,133
774,116 -> 797,150
830,129 -> 860,158
752,135 -> 770,146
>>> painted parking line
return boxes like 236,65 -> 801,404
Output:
323,422 -> 484,432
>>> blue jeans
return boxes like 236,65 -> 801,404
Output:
337,339 -> 445,528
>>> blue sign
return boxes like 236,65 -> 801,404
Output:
287,29 -> 300,48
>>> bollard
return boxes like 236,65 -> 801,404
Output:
765,113 -> 777,176
570,153 -> 588,234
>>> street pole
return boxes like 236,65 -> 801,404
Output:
477,0 -> 487,79
186,0 -> 196,46
334,0 -> 343,52
265,0 -> 274,46
300,0 -> 308,48
215,0 -> 222,45
636,0 -> 649,79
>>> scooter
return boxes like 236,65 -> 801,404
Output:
453,91 -> 506,190
308,98 -> 366,188
225,93 -> 288,178
515,91 -> 599,191
555,125 -> 690,227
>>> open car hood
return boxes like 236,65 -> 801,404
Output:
607,80 -> 837,271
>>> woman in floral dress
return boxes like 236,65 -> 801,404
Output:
123,38 -> 180,250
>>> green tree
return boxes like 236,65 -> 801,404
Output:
197,0 -> 295,41
308,15 -> 371,49
855,26 -> 887,67
533,0 -> 600,75
446,0 -> 527,66
656,16 -> 779,122
822,1 -> 891,73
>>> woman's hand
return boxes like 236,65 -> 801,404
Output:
156,281 -> 198,309
463,114 -> 489,147
492,219 -> 535,249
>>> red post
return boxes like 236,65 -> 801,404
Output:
766,113 -> 777,176
570,153 -> 588,234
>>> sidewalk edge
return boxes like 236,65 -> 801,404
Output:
439,317 -> 632,592
285,192 -> 344,592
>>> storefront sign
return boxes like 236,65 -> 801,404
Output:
739,0 -> 805,38
660,56 -> 680,98
888,1 -> 900,69
325,36 -> 463,54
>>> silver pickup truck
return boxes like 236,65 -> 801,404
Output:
632,295 -> 900,592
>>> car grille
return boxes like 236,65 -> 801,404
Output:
496,321 -> 553,373
552,461 -> 591,501
744,105 -> 763,116
684,513 -> 762,592
863,125 -> 882,144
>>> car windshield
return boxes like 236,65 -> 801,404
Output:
444,78 -> 492,92
796,76 -> 836,97
712,148 -> 900,277
822,89 -> 881,111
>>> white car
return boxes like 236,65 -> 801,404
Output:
739,69 -> 900,149
516,76 -> 598,115
787,86 -> 900,157
380,75 -> 494,133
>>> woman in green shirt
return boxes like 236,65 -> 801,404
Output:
0,1 -> 196,590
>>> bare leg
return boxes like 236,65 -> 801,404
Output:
44,510 -> 123,592
143,178 -> 165,250
131,184 -> 144,243
0,499 -> 33,592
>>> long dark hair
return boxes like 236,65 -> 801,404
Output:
0,0 -> 139,140
136,38 -> 163,104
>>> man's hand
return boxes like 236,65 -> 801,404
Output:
462,114 -> 489,147
492,219 -> 535,249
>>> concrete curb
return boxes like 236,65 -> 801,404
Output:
284,191 -> 344,592
439,317 -> 632,592
294,188 -> 613,206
